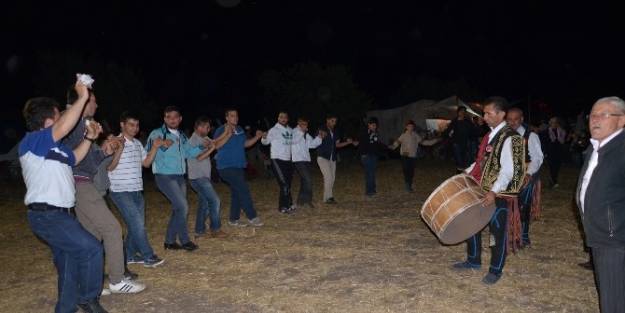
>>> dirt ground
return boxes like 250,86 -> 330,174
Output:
0,159 -> 598,313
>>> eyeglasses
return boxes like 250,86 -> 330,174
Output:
589,112 -> 624,120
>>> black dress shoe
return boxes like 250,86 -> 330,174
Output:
181,241 -> 198,251
164,242 -> 182,250
78,299 -> 108,313
578,260 -> 593,270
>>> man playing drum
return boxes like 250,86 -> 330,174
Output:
452,97 -> 526,284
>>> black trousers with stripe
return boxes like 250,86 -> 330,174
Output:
466,198 -> 508,274
592,247 -> 625,313
271,159 -> 293,209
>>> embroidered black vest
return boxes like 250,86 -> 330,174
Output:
480,125 -> 526,195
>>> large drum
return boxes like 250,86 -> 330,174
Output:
421,174 -> 496,245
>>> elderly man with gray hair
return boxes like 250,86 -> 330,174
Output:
576,96 -> 625,313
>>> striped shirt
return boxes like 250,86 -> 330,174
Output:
108,136 -> 147,192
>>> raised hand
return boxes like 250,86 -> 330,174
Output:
256,130 -> 265,138
85,119 -> 102,139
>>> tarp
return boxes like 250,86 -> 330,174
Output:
366,96 -> 475,143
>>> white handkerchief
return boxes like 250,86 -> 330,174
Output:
76,73 -> 94,89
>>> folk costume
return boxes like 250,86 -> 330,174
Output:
465,122 -> 526,276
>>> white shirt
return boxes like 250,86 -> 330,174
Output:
517,126 -> 544,175
291,126 -> 322,162
465,122 -> 514,193
580,129 -> 624,213
108,136 -> 147,192
261,123 -> 293,161
19,127 -> 77,208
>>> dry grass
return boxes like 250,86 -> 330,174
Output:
0,159 -> 597,313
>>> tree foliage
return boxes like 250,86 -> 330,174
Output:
32,51 -> 158,132
259,63 -> 372,135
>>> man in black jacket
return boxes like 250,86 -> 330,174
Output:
353,117 -> 387,197
576,96 -> 625,313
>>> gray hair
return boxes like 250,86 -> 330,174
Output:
594,96 -> 625,114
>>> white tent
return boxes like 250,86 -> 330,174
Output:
366,96 -> 477,143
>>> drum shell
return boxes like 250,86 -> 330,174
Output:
421,174 -> 496,244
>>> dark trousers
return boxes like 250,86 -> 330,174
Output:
361,154 -> 378,195
401,156 -> 416,189
592,247 -> 625,313
293,161 -> 313,205
218,168 -> 258,222
27,209 -> 103,313
466,198 -> 508,274
547,145 -> 562,184
519,173 -> 540,244
270,159 -> 294,209
452,142 -> 469,170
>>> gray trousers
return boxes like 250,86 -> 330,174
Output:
75,181 -> 125,284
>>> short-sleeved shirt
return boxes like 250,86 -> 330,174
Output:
187,133 -> 212,180
108,136 -> 147,192
214,125 -> 247,170
19,127 -> 77,208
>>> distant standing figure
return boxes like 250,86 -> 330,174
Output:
545,117 -> 566,188
444,106 -> 477,172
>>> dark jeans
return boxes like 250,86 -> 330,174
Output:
154,174 -> 191,244
293,161 -> 313,205
452,142 -> 469,170
27,209 -> 103,313
466,198 -> 508,275
592,247 -> 625,313
400,156 -> 416,189
518,173 -> 540,244
270,159 -> 294,209
109,191 -> 155,260
361,154 -> 378,195
218,167 -> 258,222
189,177 -> 222,233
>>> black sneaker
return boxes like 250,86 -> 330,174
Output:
143,255 -> 165,268
482,272 -> 502,285
279,207 -> 291,214
78,299 -> 108,313
181,241 -> 198,251
325,198 -> 337,204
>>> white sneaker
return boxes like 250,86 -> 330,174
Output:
100,288 -> 111,296
248,217 -> 264,227
109,278 -> 146,294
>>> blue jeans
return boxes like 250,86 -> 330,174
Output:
361,154 -> 378,195
154,174 -> 191,244
217,168 -> 258,222
109,191 -> 155,261
189,177 -> 222,233
27,209 -> 103,313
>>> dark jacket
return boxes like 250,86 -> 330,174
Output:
317,125 -> 340,161
576,130 -> 625,248
357,129 -> 385,156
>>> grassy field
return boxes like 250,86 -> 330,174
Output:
0,159 -> 597,313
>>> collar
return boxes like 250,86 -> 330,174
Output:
274,122 -> 289,130
516,125 -> 526,136
590,129 -> 623,151
488,122 -> 507,142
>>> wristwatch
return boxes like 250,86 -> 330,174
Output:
84,136 -> 97,143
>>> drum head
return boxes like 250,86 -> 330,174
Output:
437,202 -> 496,245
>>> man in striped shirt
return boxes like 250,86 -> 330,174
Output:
108,111 -> 164,268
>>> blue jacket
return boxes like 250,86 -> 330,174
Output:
147,124 -> 203,175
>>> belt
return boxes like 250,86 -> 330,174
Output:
27,203 -> 75,215
74,176 -> 92,183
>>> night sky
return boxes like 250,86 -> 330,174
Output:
2,1 -> 625,135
